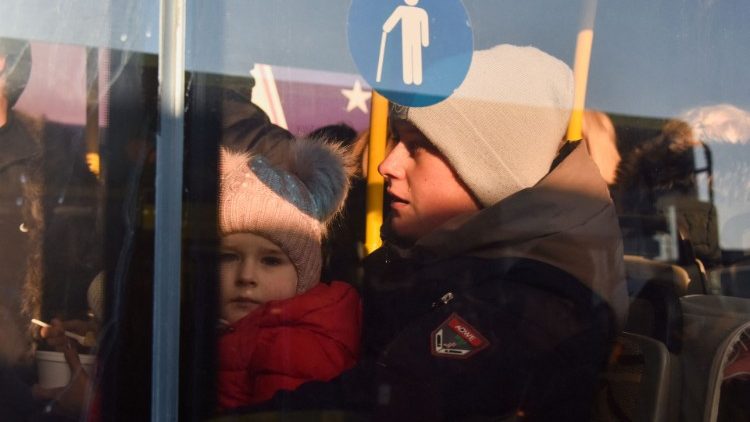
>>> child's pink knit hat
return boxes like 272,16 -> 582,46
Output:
219,141 -> 350,293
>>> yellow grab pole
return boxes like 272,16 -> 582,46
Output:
566,0 -> 598,142
364,91 -> 389,255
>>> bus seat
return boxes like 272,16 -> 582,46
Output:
679,295 -> 750,422
594,332 -> 672,422
625,255 -> 688,353
708,264 -> 750,298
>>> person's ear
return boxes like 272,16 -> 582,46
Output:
0,56 -> 6,74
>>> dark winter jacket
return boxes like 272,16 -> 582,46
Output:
256,142 -> 627,421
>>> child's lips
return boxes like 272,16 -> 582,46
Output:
230,297 -> 260,309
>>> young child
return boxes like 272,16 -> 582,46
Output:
216,141 -> 361,410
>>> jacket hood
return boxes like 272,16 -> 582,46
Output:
412,141 -> 628,326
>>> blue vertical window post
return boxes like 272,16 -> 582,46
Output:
153,0 -> 186,420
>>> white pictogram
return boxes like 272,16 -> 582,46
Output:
376,0 -> 430,86
433,328 -> 471,356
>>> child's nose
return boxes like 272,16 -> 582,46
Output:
237,260 -> 258,287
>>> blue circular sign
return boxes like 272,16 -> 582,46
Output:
348,0 -> 473,107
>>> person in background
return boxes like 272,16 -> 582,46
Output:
615,118 -> 722,265
1,37 -> 99,422
0,36 -> 110,422
216,141 -> 361,411
219,87 -> 295,160
307,123 -> 367,286
0,40 -> 40,386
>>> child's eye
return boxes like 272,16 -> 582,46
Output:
260,256 -> 283,266
219,253 -> 238,263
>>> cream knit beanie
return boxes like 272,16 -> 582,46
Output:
403,44 -> 574,206
219,141 -> 350,293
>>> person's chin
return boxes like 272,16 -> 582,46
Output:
225,303 -> 258,323
389,217 -> 421,243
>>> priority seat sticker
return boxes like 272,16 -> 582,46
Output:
431,313 -> 488,359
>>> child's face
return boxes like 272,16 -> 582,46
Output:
219,232 -> 298,324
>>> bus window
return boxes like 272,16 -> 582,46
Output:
2,0 -> 750,421
0,1 -> 160,421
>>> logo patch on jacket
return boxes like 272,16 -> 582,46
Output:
431,313 -> 488,359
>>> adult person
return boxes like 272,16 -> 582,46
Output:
0,38 -> 45,422
255,44 -> 628,421
0,37 -> 100,421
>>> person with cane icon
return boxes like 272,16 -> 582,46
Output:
377,0 -> 429,86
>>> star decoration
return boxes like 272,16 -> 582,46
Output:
341,79 -> 370,113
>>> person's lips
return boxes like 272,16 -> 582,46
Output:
230,297 -> 259,309
387,190 -> 409,208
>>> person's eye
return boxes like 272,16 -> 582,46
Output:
403,140 -> 424,155
261,256 -> 283,266
219,252 -> 238,263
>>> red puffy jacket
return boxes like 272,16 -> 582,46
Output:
217,281 -> 361,410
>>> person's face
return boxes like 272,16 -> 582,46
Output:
219,232 -> 298,324
378,119 -> 480,242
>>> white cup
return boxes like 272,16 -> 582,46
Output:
35,350 -> 96,389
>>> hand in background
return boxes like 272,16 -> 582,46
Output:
33,320 -> 94,418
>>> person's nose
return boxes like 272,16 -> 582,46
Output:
236,259 -> 258,287
378,141 -> 406,181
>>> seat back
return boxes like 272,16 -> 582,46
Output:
625,255 -> 689,353
708,264 -> 750,298
680,295 -> 750,422
594,332 -> 672,422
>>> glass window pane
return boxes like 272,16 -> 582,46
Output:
0,2 -> 159,421
187,1 -> 750,420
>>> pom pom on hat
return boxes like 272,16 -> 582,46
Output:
219,140 -> 351,292
284,140 -> 352,223
403,44 -> 574,206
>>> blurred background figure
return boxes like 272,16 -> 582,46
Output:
0,37 -> 43,422
219,87 -> 295,162
306,123 -> 367,287
615,117 -> 721,267
615,104 -> 750,268
0,37 -> 36,359
0,37 -> 101,421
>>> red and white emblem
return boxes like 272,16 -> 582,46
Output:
431,313 -> 489,359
